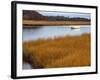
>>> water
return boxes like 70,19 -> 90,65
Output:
23,25 -> 90,41
23,62 -> 33,69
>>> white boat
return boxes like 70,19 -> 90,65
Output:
71,25 -> 80,31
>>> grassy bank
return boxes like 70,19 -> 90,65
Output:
23,20 -> 90,27
23,33 -> 91,69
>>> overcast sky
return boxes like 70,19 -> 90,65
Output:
38,11 -> 91,19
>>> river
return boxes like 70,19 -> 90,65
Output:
23,25 -> 90,41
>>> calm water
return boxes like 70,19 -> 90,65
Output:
23,63 -> 33,69
23,25 -> 90,69
23,25 -> 90,41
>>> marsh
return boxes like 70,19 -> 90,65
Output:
22,25 -> 90,69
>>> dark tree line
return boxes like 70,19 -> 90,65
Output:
45,16 -> 90,21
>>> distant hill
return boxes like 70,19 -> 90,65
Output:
23,10 -> 48,20
23,10 -> 90,21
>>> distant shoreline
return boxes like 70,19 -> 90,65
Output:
23,20 -> 90,27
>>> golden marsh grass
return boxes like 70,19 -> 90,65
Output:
23,33 -> 91,68
23,20 -> 91,26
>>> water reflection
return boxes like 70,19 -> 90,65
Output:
23,25 -> 90,41
23,62 -> 33,69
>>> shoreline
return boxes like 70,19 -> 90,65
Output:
23,20 -> 91,27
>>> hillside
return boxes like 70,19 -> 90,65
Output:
23,10 -> 48,20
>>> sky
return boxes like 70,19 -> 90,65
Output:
38,11 -> 91,19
